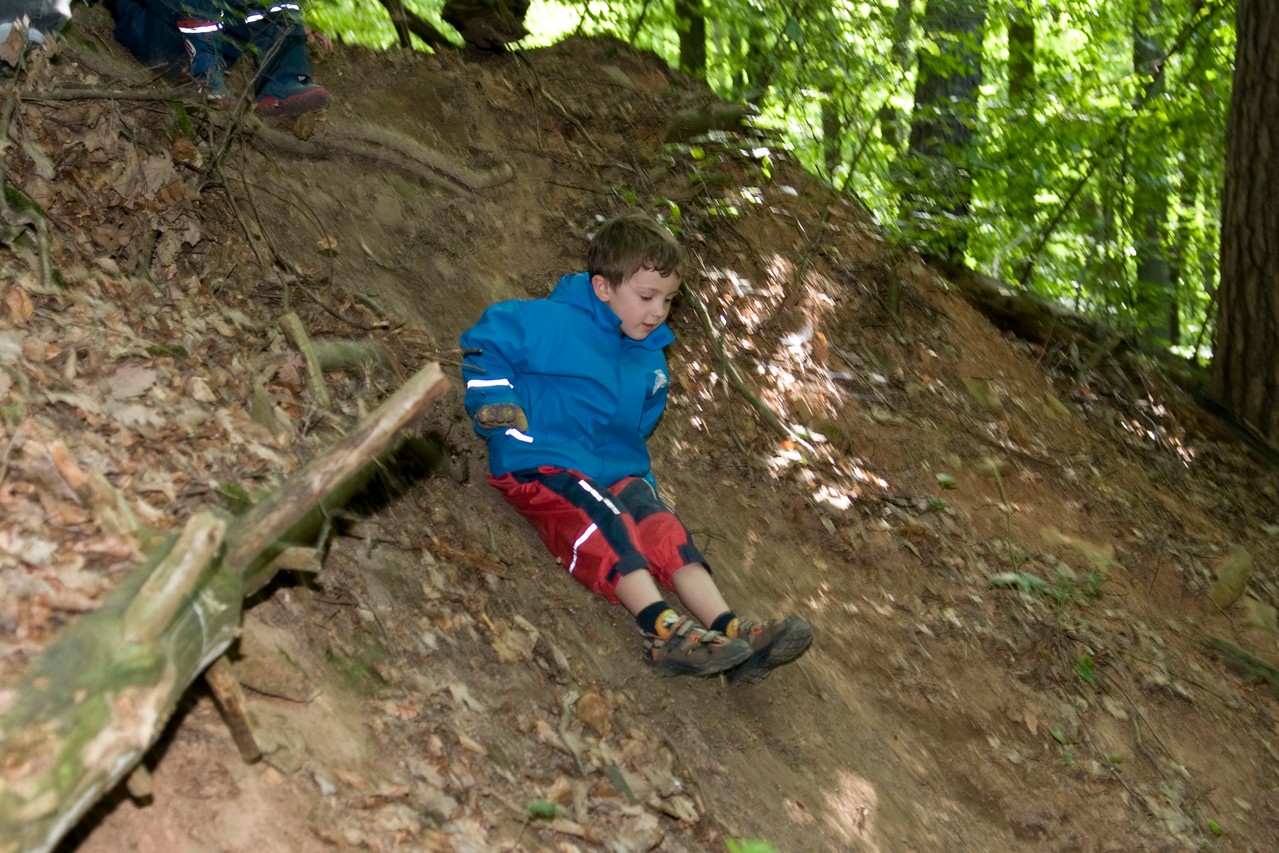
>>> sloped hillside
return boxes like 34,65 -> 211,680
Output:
2,7 -> 1277,853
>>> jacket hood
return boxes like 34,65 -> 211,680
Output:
548,272 -> 674,349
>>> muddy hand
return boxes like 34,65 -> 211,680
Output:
475,403 -> 528,431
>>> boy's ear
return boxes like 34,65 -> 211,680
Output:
590,274 -> 614,301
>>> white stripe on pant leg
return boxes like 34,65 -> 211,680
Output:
566,523 -> 597,575
577,479 -> 621,515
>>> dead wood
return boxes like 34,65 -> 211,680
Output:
313,339 -> 397,375
663,103 -> 753,143
1206,636 -> 1279,691
253,123 -> 514,195
0,363 -> 449,853
931,257 -> 1117,350
205,657 -> 262,763
374,0 -> 458,50
280,311 -> 333,410
0,512 -> 240,853
227,362 -> 450,595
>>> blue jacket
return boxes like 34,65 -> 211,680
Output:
460,272 -> 674,486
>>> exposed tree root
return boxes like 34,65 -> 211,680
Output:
253,122 -> 514,195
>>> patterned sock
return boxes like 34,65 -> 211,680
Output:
637,602 -> 678,637
710,611 -> 738,636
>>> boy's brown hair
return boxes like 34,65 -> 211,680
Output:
586,214 -> 683,287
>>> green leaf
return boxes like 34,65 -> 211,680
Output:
726,840 -> 782,853
1074,655 -> 1098,687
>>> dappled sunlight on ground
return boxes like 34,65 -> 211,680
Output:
824,769 -> 879,849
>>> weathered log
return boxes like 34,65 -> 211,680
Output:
0,512 -> 240,853
228,362 -> 449,596
312,340 -> 396,375
0,363 -> 450,853
931,258 -> 1116,349
663,103 -> 753,143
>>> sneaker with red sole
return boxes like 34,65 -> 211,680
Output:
257,77 -> 331,118
725,616 -> 813,685
643,614 -> 752,677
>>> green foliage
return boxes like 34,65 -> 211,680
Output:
726,839 -> 782,853
309,0 -> 1235,358
1073,654 -> 1098,687
309,0 -> 455,50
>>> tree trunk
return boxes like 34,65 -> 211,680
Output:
1131,0 -> 1175,343
675,0 -> 707,81
1007,7 -> 1035,104
876,0 -> 914,152
902,0 -> 988,261
375,0 -> 456,50
821,97 -> 842,179
1213,0 -> 1279,445
1004,4 -> 1037,283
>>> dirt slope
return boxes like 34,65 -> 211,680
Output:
3,7 -> 1278,853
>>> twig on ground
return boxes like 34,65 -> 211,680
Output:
681,280 -> 796,444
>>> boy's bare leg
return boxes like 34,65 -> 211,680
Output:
615,569 -> 669,617
670,563 -> 731,627
616,564 -> 730,626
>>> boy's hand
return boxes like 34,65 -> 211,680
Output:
475,403 -> 528,431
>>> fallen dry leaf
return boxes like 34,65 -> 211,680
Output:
4,287 -> 34,324
106,365 -> 157,400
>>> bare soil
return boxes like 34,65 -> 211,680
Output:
3,7 -> 1278,853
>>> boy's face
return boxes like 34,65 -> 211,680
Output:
592,268 -> 680,341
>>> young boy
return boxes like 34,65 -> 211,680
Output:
460,213 -> 812,684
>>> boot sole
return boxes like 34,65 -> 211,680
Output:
257,89 -> 331,118
726,621 -> 814,686
649,640 -> 752,677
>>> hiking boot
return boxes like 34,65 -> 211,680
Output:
257,77 -> 331,118
181,27 -> 234,108
195,65 -> 235,108
644,615 -> 752,677
725,616 -> 813,686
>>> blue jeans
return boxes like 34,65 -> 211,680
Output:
111,0 -> 313,93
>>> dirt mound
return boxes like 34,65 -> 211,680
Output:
3,6 -> 1278,852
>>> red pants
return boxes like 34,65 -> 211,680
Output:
490,467 -> 707,604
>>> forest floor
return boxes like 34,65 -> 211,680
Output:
3,7 -> 1279,853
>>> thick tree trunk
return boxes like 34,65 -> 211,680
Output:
675,0 -> 707,81
1007,8 -> 1035,104
1132,1 -> 1175,343
902,0 -> 988,260
1212,0 -> 1279,445
877,0 -> 914,152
